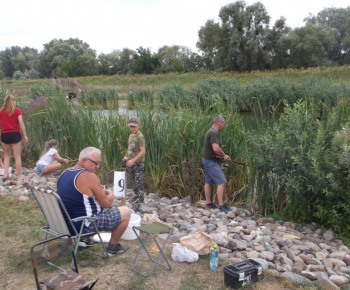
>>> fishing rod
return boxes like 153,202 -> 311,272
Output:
214,155 -> 251,168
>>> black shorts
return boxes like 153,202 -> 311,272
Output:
1,132 -> 22,144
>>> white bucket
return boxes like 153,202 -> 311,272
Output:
121,213 -> 141,240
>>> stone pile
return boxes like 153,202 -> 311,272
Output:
2,167 -> 349,289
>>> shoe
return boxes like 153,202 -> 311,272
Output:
219,204 -> 231,212
206,203 -> 219,209
130,195 -> 144,204
78,237 -> 97,247
107,243 -> 129,256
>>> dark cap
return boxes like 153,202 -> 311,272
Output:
128,116 -> 140,126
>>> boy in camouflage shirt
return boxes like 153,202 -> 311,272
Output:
123,117 -> 146,203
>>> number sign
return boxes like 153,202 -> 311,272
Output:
113,171 -> 126,197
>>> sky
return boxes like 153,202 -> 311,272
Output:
0,0 -> 349,56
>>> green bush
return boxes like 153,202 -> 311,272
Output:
252,100 -> 350,240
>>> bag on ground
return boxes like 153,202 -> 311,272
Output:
171,244 -> 198,263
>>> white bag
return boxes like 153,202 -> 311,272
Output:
171,244 -> 199,263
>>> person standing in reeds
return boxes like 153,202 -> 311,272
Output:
0,94 -> 28,181
123,117 -> 146,204
36,139 -> 69,180
202,116 -> 231,212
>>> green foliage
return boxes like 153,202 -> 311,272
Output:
80,88 -> 118,106
131,47 -> 160,74
252,100 -> 350,240
156,76 -> 350,113
38,38 -> 99,78
127,89 -> 154,109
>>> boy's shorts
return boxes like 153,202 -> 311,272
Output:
83,208 -> 121,233
202,158 -> 226,185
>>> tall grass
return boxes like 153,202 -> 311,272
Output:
6,67 -> 350,239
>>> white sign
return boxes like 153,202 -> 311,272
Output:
113,171 -> 126,197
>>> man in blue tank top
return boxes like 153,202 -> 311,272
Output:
57,147 -> 131,255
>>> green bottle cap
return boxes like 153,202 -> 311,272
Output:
211,247 -> 214,251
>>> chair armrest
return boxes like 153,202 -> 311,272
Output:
72,216 -> 98,223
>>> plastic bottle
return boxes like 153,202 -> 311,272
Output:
210,245 -> 218,272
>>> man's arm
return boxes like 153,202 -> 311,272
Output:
75,171 -> 114,208
212,143 -> 231,161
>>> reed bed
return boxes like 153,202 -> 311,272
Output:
3,66 -> 350,240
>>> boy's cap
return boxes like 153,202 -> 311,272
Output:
128,117 -> 140,126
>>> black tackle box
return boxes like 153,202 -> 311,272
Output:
223,259 -> 262,289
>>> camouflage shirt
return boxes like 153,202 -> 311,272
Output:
127,132 -> 145,162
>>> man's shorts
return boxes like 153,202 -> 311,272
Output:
202,158 -> 227,185
83,208 -> 121,234
36,164 -> 46,175
1,132 -> 21,144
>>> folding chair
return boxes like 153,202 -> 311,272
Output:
30,234 -> 98,289
31,186 -> 109,263
131,222 -> 173,277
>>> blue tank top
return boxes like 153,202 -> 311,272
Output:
57,168 -> 102,235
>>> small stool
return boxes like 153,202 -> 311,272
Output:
131,222 -> 173,277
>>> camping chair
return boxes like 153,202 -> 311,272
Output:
31,187 -> 109,263
131,222 -> 173,277
30,234 -> 98,289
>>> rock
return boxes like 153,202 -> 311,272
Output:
323,229 -> 336,241
329,275 -> 349,287
281,272 -> 314,286
316,251 -> 327,261
261,251 -> 274,261
298,254 -> 319,265
18,195 -> 29,201
301,271 -> 318,280
249,258 -> 269,269
329,251 -> 347,260
317,278 -> 340,290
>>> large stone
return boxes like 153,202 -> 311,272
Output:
316,251 -> 327,261
281,272 -> 314,286
329,275 -> 349,287
249,258 -> 269,269
301,271 -> 318,280
323,229 -> 336,241
325,258 -> 346,268
298,254 -> 319,265
317,279 -> 340,290
304,241 -> 321,252
261,251 -> 274,261
329,251 -> 347,260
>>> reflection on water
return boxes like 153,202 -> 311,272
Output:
240,111 -> 280,135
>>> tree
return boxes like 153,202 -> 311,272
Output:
196,1 -> 288,72
38,38 -> 99,77
266,17 -> 292,69
156,45 -> 191,73
197,20 -> 222,70
305,7 -> 350,65
131,47 -> 160,74
98,48 -> 136,75
287,24 -> 335,68
0,46 -> 38,77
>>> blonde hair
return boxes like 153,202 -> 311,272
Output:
1,94 -> 16,115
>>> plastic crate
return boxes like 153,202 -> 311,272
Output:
223,259 -> 262,289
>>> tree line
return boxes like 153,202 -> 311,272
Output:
0,1 -> 349,79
